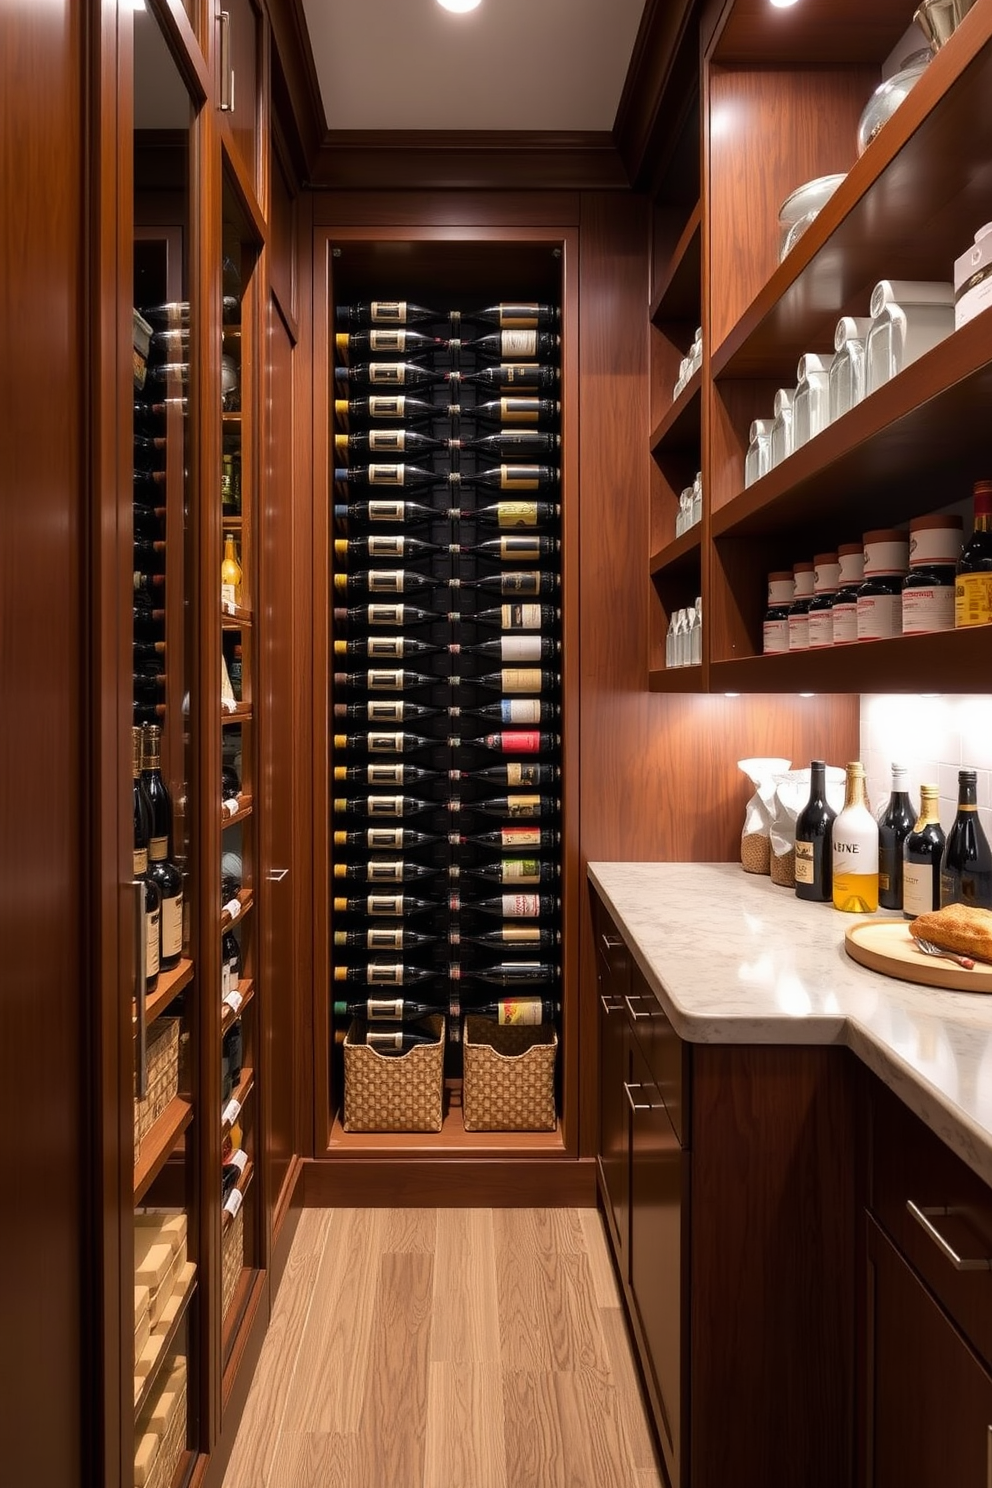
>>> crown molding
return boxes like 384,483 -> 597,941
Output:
307,130 -> 630,192
613,0 -> 700,192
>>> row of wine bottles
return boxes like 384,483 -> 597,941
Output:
132,349 -> 168,723
133,723 -> 183,988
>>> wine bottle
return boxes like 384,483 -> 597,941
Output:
334,465 -> 449,492
333,764 -> 440,787
132,726 -> 161,991
459,857 -> 559,885
222,930 -> 241,998
878,763 -> 916,911
335,329 -> 445,360
454,570 -> 559,596
132,506 -> 165,541
453,364 -> 559,390
333,893 -> 439,916
457,431 -> 561,459
132,433 -> 167,473
333,569 -> 438,597
455,330 -> 560,361
349,1023 -> 440,1054
133,469 -> 168,507
333,860 -> 440,885
461,994 -> 560,1023
475,603 -> 561,631
452,637 -> 560,663
472,668 -> 560,695
335,429 -> 449,457
460,397 -> 560,427
332,599 -> 445,625
460,764 -> 560,789
457,892 -> 560,919
334,395 -> 439,426
334,362 -> 444,390
333,668 -> 438,692
954,479 -> 992,629
333,927 -> 437,951
333,700 -> 440,724
461,303 -> 560,329
336,301 -> 439,328
221,534 -> 243,607
940,769 -> 992,909
455,961 -> 560,987
460,795 -> 560,820
133,640 -> 166,662
465,826 -> 560,851
333,729 -> 439,754
334,826 -> 441,851
133,571 -> 166,597
333,637 -> 443,661
831,762 -> 879,914
133,538 -> 166,571
132,671 -> 166,702
334,500 -> 441,528
334,961 -> 441,987
454,925 -> 561,949
458,699 -> 561,725
794,760 -> 836,903
333,996 -> 446,1021
332,794 -> 437,818
474,731 -> 560,755
902,785 -> 945,920
133,603 -> 166,641
457,536 -> 561,563
140,724 -> 184,967
455,491 -> 560,517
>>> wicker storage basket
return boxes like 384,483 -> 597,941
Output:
462,1016 -> 558,1132
222,1205 -> 244,1321
135,1356 -> 187,1488
133,1017 -> 180,1160
343,1015 -> 445,1132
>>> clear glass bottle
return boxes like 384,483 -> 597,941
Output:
828,315 -> 872,424
856,529 -> 910,641
763,571 -> 794,654
792,353 -> 832,448
901,513 -> 963,634
832,762 -> 879,914
807,552 -> 841,649
769,388 -> 795,469
745,419 -> 775,488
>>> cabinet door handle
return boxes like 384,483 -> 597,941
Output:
218,10 -> 234,112
600,932 -> 623,952
623,1081 -> 653,1112
133,880 -> 148,1100
600,995 -> 624,1015
906,1200 -> 992,1271
624,994 -> 652,1021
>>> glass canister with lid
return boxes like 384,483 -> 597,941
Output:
793,354 -> 832,449
829,316 -> 872,424
807,553 -> 841,649
763,571 -> 795,654
857,529 -> 910,640
902,513 -> 963,634
770,388 -> 795,470
830,543 -> 867,646
865,280 -> 955,396
745,419 -> 775,487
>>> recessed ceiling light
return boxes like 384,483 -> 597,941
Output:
769,0 -> 801,8
437,0 -> 483,12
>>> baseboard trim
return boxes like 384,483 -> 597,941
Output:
301,1154 -> 598,1207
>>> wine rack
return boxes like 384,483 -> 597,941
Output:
331,298 -> 565,1127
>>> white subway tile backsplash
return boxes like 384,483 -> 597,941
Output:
862,694 -> 992,817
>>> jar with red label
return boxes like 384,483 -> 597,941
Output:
902,513 -> 963,634
857,529 -> 910,641
830,544 -> 866,646
788,562 -> 816,651
807,552 -> 841,649
763,571 -> 794,654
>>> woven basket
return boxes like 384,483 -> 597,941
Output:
343,1015 -> 445,1132
135,1356 -> 187,1488
222,1205 -> 244,1321
462,1017 -> 558,1132
134,1018 -> 180,1160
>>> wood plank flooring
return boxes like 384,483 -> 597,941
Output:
221,1207 -> 662,1488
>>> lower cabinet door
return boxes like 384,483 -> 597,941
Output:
629,1038 -> 683,1488
597,946 -> 630,1275
868,1216 -> 992,1488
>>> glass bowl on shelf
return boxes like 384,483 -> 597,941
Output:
857,50 -> 931,156
777,174 -> 847,262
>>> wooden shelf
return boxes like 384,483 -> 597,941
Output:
221,977 -> 254,1038
327,1110 -> 566,1155
221,513 -> 243,530
648,664 -> 706,694
712,0 -> 919,65
133,1262 -> 196,1417
650,202 -> 702,325
650,526 -> 702,581
709,625 -> 992,693
222,411 -> 241,434
142,957 -> 194,1027
712,312 -> 992,542
712,11 -> 992,379
221,702 -> 252,726
221,602 -> 252,628
221,888 -> 253,932
221,1067 -> 254,1135
134,1096 -> 193,1204
221,793 -> 253,829
650,372 -> 702,454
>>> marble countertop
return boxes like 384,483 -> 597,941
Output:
588,861 -> 992,1188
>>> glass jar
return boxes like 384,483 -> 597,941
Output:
830,544 -> 866,646
865,280 -> 955,395
807,552 -> 841,649
829,316 -> 872,424
857,529 -> 910,640
788,563 -> 816,651
902,513 -> 963,634
763,571 -> 794,655
793,354 -> 832,449
745,419 -> 775,488
770,388 -> 795,469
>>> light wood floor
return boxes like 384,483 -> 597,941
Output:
221,1207 -> 662,1488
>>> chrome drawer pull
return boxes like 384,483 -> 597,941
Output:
906,1200 -> 992,1271
624,994 -> 652,1021
600,995 -> 624,1015
601,932 -> 623,952
623,1081 -> 652,1113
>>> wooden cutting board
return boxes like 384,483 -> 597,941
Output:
844,918 -> 992,993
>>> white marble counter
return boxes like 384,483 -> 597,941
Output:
588,861 -> 992,1188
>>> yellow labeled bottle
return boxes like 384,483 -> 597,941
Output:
221,534 -> 243,608
832,761 -> 879,913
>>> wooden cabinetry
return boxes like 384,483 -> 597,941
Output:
595,900 -> 632,1271
649,0 -> 992,693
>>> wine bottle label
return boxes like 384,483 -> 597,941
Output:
807,610 -> 834,648
221,582 -> 236,606
145,903 -> 161,977
902,863 -> 936,918
148,834 -> 168,862
224,1187 -> 243,1219
367,796 -> 404,815
366,828 -> 403,849
366,638 -> 406,659
788,613 -> 810,651
494,926 -> 542,942
367,572 -> 409,594
161,890 -> 183,959
830,600 -> 859,645
370,302 -> 407,323
501,603 -> 543,629
133,847 -> 148,875
499,306 -> 543,329
222,1097 -> 242,1127
368,962 -> 405,985
499,572 -> 540,595
366,766 -> 406,785
223,896 -> 242,921
367,698 -> 405,719
794,840 -> 815,885
902,585 -> 955,634
501,699 -> 542,724
366,1029 -> 406,1050
224,989 -> 243,1014
366,929 -> 405,950
230,1147 -> 249,1174
499,894 -> 542,917
367,430 -> 406,453
762,618 -> 789,654
368,861 -> 406,882
499,398 -> 540,423
365,730 -> 403,751
498,637 -> 543,663
501,857 -> 541,881
857,594 -> 902,641
505,765 -> 540,788
499,329 -> 539,357
506,794 -> 542,817
367,667 -> 404,687
367,895 -> 404,914
369,365 -> 405,385
492,731 -> 541,753
498,998 -> 543,1025
366,997 -> 405,1019
500,366 -> 537,385
497,479 -> 540,500
367,395 -> 405,417
497,536 -> 543,560
955,572 -> 992,628
499,826 -> 543,847
502,668 -> 543,692
368,330 -> 408,353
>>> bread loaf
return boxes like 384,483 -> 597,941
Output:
911,903 -> 992,963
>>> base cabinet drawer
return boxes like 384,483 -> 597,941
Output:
868,1215 -> 992,1487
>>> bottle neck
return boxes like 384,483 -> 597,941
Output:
843,768 -> 868,812
957,779 -> 979,810
915,790 -> 941,828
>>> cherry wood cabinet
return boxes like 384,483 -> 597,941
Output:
594,899 -> 632,1273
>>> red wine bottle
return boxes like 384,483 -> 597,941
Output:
878,763 -> 916,911
459,794 -> 560,820
472,668 -> 560,695
902,786 -> 945,920
333,826 -> 442,851
456,699 -> 560,724
453,570 -> 559,596
334,465 -> 449,492
333,668 -> 438,693
334,995 -> 446,1020
454,961 -> 560,987
336,301 -> 440,328
474,603 -> 560,631
454,926 -> 560,949
334,362 -> 444,390
140,724 -> 183,970
459,764 -> 560,789
335,329 -> 445,360
332,599 -> 445,625
333,892 -> 439,916
461,303 -> 559,329
457,431 -> 560,459
333,637 -> 443,661
333,700 -> 441,724
455,892 -> 560,919
453,637 -> 560,663
940,770 -> 992,909
332,764 -> 441,787
333,860 -> 441,885
333,927 -> 438,951
333,729 -> 439,754
460,397 -> 560,427
334,961 -> 441,987
332,794 -> 437,818
455,330 -> 560,362
462,994 -> 560,1023
458,857 -> 559,885
333,570 -> 439,597
335,429 -> 449,456
452,364 -> 559,391
349,1023 -> 440,1054
132,725 -> 160,991
464,826 -> 560,851
794,760 -> 837,904
954,479 -> 992,629
334,395 -> 438,426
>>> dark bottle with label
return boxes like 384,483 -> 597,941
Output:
456,488 -> 560,514
465,826 -> 561,851
333,927 -> 438,951
332,597 -> 445,624
455,570 -> 560,597
453,364 -> 559,391
902,785 -> 945,919
333,827 -> 441,851
474,604 -> 561,631
333,700 -> 441,724
333,569 -> 438,598
461,303 -> 560,329
461,995 -> 560,1024
459,794 -> 560,820
140,723 -> 183,970
334,395 -> 439,426
455,961 -> 560,987
334,466 -> 449,493
458,857 -> 560,885
461,397 -> 560,427
333,961 -> 441,988
455,925 -> 561,949
132,725 -> 161,991
460,763 -> 560,789
336,301 -> 440,328
333,996 -> 445,1021
455,330 -> 560,362
332,794 -> 437,819
333,860 -> 441,885
457,431 -> 561,459
333,729 -> 437,754
349,1023 -> 440,1054
335,429 -> 449,457
878,763 -> 917,911
332,764 -> 441,788
955,480 -> 992,630
457,892 -> 560,919
333,893 -> 439,917
458,699 -> 561,725
333,668 -> 438,693
334,362 -> 444,391
333,637 -> 444,661
940,770 -> 992,909
335,329 -> 445,360
794,760 -> 836,903
474,731 -> 560,755
453,637 -> 560,663
457,536 -> 561,563
472,668 -> 560,695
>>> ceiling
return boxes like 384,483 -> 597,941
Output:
299,0 -> 650,134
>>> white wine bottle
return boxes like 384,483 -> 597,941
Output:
832,762 -> 878,914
